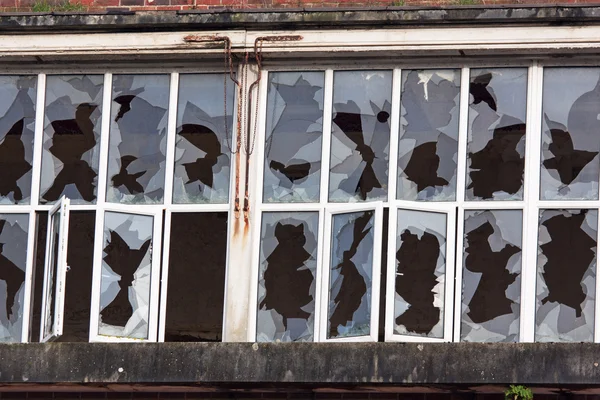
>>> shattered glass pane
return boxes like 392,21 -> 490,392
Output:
461,210 -> 522,342
263,72 -> 324,203
173,74 -> 234,204
257,212 -> 319,342
394,209 -> 446,338
0,76 -> 36,205
42,210 -> 61,340
329,70 -> 391,202
99,211 -> 154,339
0,214 -> 29,342
106,75 -> 169,204
541,68 -> 600,200
328,210 -> 374,339
397,70 -> 460,201
40,75 -> 103,205
466,69 -> 527,201
536,209 -> 597,342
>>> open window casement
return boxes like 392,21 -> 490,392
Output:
89,205 -> 162,342
385,201 -> 456,343
319,202 -> 383,342
40,196 -> 71,342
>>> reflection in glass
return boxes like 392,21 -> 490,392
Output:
397,70 -> 460,201
256,212 -> 318,342
329,71 -> 391,202
536,209 -> 597,342
462,210 -> 522,342
394,209 -> 446,338
42,211 -> 61,340
0,214 -> 29,342
99,211 -> 153,339
173,74 -> 234,204
40,75 -> 103,204
263,72 -> 324,203
541,68 -> 600,200
106,75 -> 169,204
0,76 -> 36,205
328,211 -> 374,339
466,69 -> 527,201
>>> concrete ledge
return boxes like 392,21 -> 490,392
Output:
0,342 -> 599,388
1,6 -> 600,33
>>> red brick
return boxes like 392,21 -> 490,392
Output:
0,0 -> 16,7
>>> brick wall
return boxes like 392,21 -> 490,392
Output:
0,0 -> 596,26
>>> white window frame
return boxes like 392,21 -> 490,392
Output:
89,204 -> 163,343
320,202 -> 383,343
385,201 -> 456,343
39,195 -> 70,342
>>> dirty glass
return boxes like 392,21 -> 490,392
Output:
329,70 -> 391,202
40,75 -> 103,204
0,76 -> 36,205
106,75 -> 169,204
466,69 -> 527,201
173,74 -> 234,204
0,214 -> 29,342
397,69 -> 460,201
256,212 -> 319,342
394,209 -> 446,338
461,210 -> 522,342
98,211 -> 153,339
541,68 -> 600,200
42,210 -> 61,340
536,209 -> 597,342
328,210 -> 374,339
263,72 -> 324,203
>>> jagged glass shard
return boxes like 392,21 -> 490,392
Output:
0,76 -> 36,205
329,70 -> 391,202
394,209 -> 446,338
40,75 -> 103,205
256,212 -> 319,342
263,72 -> 324,203
466,69 -> 527,201
397,70 -> 460,201
536,209 -> 597,342
328,210 -> 374,339
173,74 -> 234,204
0,214 -> 29,343
106,75 -> 169,204
98,211 -> 154,339
541,68 -> 600,200
461,210 -> 522,342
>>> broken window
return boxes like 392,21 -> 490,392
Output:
536,209 -> 597,342
466,69 -> 527,201
391,209 -> 449,339
163,212 -> 227,342
461,210 -> 522,342
397,69 -> 460,201
173,74 -> 234,204
0,76 -> 36,205
92,208 -> 161,341
256,212 -> 319,342
0,213 -> 32,343
541,68 -> 600,200
263,72 -> 324,203
40,197 -> 70,342
40,75 -> 103,204
329,71 -> 391,202
324,205 -> 382,341
106,75 -> 169,204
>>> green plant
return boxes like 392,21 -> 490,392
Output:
454,0 -> 478,5
505,385 -> 533,400
32,0 -> 86,12
392,0 -> 405,6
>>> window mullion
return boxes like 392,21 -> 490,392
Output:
30,73 -> 45,207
